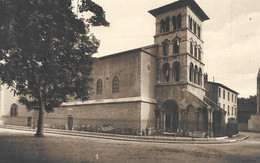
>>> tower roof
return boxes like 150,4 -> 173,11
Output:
148,0 -> 209,21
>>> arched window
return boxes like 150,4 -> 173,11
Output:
165,17 -> 170,32
177,14 -> 182,29
96,79 -> 102,94
193,21 -> 197,34
194,66 -> 198,84
112,76 -> 119,93
190,42 -> 193,56
172,62 -> 180,82
198,48 -> 201,61
189,63 -> 194,82
162,40 -> 169,56
198,68 -> 202,86
10,103 -> 18,117
189,16 -> 193,30
172,16 -> 177,30
194,46 -> 197,58
173,39 -> 180,54
162,63 -> 170,82
160,20 -> 165,33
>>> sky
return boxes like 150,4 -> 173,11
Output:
80,0 -> 260,98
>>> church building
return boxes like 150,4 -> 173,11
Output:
0,0 -> 228,137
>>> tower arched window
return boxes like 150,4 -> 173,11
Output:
189,16 -> 193,30
198,25 -> 201,38
96,79 -> 102,94
162,63 -> 170,82
198,68 -> 202,86
189,63 -> 194,82
193,21 -> 197,34
173,39 -> 180,54
172,16 -> 177,30
194,46 -> 197,58
177,14 -> 182,29
165,17 -> 170,32
10,103 -> 18,117
160,20 -> 165,33
190,42 -> 193,56
198,48 -> 202,61
172,62 -> 180,82
112,76 -> 119,93
162,40 -> 169,56
194,66 -> 198,84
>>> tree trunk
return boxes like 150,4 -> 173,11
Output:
35,90 -> 45,137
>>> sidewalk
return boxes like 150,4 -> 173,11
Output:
0,125 -> 249,144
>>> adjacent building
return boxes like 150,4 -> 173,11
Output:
204,74 -> 239,123
0,0 -> 233,137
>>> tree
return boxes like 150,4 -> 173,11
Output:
238,95 -> 257,112
237,95 -> 257,123
0,0 -> 109,137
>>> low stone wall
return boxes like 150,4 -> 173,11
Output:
2,116 -> 29,126
248,115 -> 260,132
2,101 -> 157,133
238,123 -> 248,131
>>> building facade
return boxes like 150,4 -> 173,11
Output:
204,75 -> 238,123
0,0 -> 228,137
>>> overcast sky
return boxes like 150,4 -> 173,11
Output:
83,0 -> 260,98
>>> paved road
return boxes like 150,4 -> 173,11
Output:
0,128 -> 259,163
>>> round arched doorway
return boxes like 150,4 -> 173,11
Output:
163,100 -> 179,132
67,115 -> 73,130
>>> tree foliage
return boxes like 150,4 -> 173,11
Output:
0,0 -> 109,137
238,95 -> 257,111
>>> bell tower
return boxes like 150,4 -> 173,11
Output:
248,68 -> 260,132
149,0 -> 209,100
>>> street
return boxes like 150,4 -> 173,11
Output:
0,128 -> 259,163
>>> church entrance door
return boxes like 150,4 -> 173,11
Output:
163,100 -> 178,132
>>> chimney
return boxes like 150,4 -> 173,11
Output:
204,73 -> 208,83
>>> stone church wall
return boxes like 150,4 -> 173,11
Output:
45,102 -> 142,131
90,49 -> 142,100
141,102 -> 156,130
140,50 -> 157,99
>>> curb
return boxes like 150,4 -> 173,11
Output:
0,125 -> 249,144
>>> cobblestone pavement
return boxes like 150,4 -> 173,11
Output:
0,128 -> 259,163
